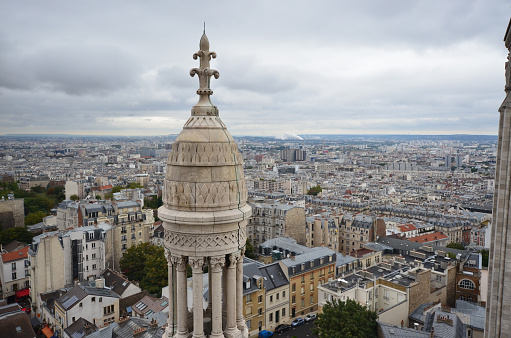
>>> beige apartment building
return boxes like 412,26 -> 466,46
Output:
247,199 -> 306,247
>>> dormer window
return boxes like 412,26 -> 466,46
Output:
246,280 -> 251,289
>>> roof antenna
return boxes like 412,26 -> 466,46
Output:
204,22 -> 206,34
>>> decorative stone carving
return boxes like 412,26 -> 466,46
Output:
183,116 -> 226,129
209,256 -> 226,272
172,255 -> 188,269
164,248 -> 172,265
168,142 -> 243,166
163,180 -> 247,210
189,257 -> 204,271
228,252 -> 241,268
165,230 -> 246,250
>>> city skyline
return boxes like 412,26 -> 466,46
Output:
0,0 -> 508,137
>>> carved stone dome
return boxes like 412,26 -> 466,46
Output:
158,32 -> 251,258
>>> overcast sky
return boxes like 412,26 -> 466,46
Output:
0,1 -> 509,137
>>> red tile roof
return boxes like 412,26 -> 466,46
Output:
2,246 -> 29,263
398,224 -> 418,232
408,232 -> 448,244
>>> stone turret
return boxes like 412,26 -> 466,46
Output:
159,30 -> 250,338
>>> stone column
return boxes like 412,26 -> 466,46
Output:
174,255 -> 189,338
164,249 -> 177,337
210,256 -> 226,338
224,252 -> 240,338
236,248 -> 247,336
189,257 -> 205,338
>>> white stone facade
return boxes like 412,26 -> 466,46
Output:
159,32 -> 251,338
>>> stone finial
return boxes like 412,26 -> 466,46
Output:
190,30 -> 220,116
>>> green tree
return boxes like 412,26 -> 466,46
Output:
127,182 -> 144,189
25,211 -> 47,225
111,186 -> 123,193
140,245 -> 167,297
120,243 -> 167,296
0,227 -> 34,245
144,196 -> 163,209
70,194 -> 79,201
245,239 -> 257,259
446,243 -> 465,250
479,249 -> 489,267
307,185 -> 322,196
312,298 -> 378,338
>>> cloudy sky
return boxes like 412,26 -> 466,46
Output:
0,1 -> 509,136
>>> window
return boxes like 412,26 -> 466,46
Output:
86,255 -> 89,261
92,297 -> 96,302
72,317 -> 75,322
80,303 -> 83,307
283,291 -> 286,298
310,296 -> 314,304
11,262 -> 16,270
258,308 -> 262,315
301,298 -> 305,308
92,243 -> 96,248
301,286 -> 305,295
282,308 -> 286,316
88,232 -> 94,240
246,306 -> 252,315
12,272 -> 16,280
292,284 -> 296,292
92,253 -> 96,259
310,284 -> 314,291
276,293 -> 279,301
92,264 -> 97,270
310,260 -> 314,268
292,296 -> 296,304
384,289 -> 389,300
269,313 -> 273,322
258,295 -> 263,303
270,295 -> 273,303
310,272 -> 314,280
103,304 -> 114,315
25,269 -> 29,277
99,297 -> 102,302
246,293 -> 252,303
459,279 -> 475,290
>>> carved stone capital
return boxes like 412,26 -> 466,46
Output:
171,255 -> 187,270
164,248 -> 172,262
189,257 -> 204,271
210,256 -> 226,272
228,252 -> 241,268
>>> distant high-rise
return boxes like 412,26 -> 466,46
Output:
158,32 -> 251,338
485,18 -> 511,338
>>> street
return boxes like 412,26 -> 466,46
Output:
273,321 -> 316,338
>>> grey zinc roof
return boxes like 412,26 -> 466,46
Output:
334,253 -> 358,267
258,263 -> 289,291
259,237 -> 312,255
378,322 -> 430,338
280,247 -> 336,270
116,200 -> 140,208
455,300 -> 485,330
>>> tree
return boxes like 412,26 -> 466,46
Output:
25,211 -> 47,225
111,186 -> 123,193
307,185 -> 322,196
140,245 -> 167,297
119,243 -> 167,296
446,243 -> 465,250
245,239 -> 257,259
312,298 -> 378,338
479,249 -> 489,267
0,227 -> 34,245
127,182 -> 144,189
70,194 -> 79,201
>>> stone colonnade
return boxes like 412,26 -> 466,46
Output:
164,248 -> 246,338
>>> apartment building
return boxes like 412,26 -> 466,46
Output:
0,244 -> 30,301
247,199 -> 306,247
339,214 -> 384,254
54,283 -> 120,335
278,247 -> 336,318
305,213 -> 341,250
